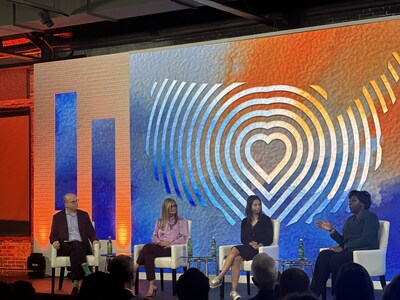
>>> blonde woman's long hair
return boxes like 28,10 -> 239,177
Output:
160,198 -> 178,230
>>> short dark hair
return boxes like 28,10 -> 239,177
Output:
108,255 -> 135,287
382,273 -> 400,300
12,280 -> 36,300
335,262 -> 374,300
280,268 -> 310,298
349,190 -> 372,209
176,268 -> 209,300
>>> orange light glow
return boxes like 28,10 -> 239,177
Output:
2,38 -> 31,47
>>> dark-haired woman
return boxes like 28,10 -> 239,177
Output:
310,190 -> 379,297
210,195 -> 273,300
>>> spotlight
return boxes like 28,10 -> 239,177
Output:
38,10 -> 54,28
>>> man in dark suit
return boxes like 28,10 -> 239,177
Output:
49,193 -> 100,295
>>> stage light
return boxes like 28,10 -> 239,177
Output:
38,10 -> 54,28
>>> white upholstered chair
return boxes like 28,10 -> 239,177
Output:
321,220 -> 390,300
218,219 -> 280,298
133,220 -> 192,296
50,242 -> 100,293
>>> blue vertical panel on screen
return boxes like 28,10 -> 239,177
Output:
92,118 -> 116,239
55,92 -> 77,210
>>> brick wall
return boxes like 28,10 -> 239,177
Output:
0,66 -> 34,276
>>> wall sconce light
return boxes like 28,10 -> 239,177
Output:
38,10 -> 54,28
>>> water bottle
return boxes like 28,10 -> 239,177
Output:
211,236 -> 217,258
298,238 -> 305,260
187,237 -> 193,257
107,236 -> 113,256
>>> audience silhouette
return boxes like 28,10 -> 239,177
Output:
279,268 -> 310,299
249,252 -> 278,300
11,280 -> 36,300
382,273 -> 400,300
334,262 -> 374,300
176,268 -> 209,300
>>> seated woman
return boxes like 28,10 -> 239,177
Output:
210,195 -> 274,300
310,190 -> 379,297
136,198 -> 188,297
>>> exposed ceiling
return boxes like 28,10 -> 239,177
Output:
1,0 -> 400,69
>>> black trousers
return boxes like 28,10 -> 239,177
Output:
59,241 -> 89,281
310,249 -> 353,296
136,244 -> 171,280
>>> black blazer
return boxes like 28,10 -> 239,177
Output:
49,209 -> 98,253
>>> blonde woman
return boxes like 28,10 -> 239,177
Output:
136,198 -> 188,297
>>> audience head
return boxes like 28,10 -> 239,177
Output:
335,262 -> 374,300
251,252 -> 278,291
349,190 -> 372,209
108,254 -> 135,289
12,280 -> 36,300
282,292 -> 318,300
382,273 -> 400,300
176,268 -> 209,300
0,281 -> 14,300
245,195 -> 262,218
279,268 -> 310,299
78,271 -> 116,300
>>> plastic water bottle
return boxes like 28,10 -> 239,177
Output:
107,236 -> 113,256
298,238 -> 305,260
211,236 -> 217,258
187,237 -> 193,257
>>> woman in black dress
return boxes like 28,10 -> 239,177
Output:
210,195 -> 274,300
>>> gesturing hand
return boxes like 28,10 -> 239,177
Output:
316,220 -> 333,231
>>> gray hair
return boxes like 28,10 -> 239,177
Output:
251,253 -> 278,290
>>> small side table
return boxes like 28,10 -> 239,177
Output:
181,256 -> 219,277
280,258 -> 314,276
100,254 -> 115,272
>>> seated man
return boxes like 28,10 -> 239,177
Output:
250,253 -> 278,300
49,193 -> 100,295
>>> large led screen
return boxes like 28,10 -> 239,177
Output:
130,20 -> 400,277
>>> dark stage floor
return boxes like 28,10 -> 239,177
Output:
0,274 -> 385,300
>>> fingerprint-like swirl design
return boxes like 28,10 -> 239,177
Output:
145,52 -> 399,225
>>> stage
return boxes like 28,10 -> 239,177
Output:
0,274 -> 385,299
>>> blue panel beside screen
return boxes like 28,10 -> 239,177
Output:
92,118 -> 116,239
55,92 -> 77,210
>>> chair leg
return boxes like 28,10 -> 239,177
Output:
134,268 -> 139,295
321,285 -> 327,300
380,275 -> 387,288
160,269 -> 164,291
246,271 -> 251,295
51,268 -> 55,294
172,269 -> 177,296
220,276 -> 225,299
59,267 -> 65,291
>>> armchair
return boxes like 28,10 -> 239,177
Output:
50,242 -> 100,294
321,220 -> 390,300
134,220 -> 192,296
218,219 -> 280,298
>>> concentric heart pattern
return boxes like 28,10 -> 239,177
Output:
145,52 -> 399,226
